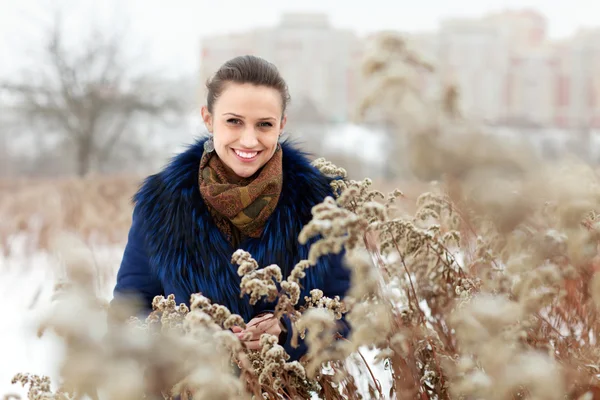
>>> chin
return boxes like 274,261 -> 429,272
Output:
229,161 -> 261,178
233,168 -> 257,178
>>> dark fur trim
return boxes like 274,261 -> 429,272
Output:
133,136 -> 333,320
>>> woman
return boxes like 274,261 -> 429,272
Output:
112,55 -> 350,361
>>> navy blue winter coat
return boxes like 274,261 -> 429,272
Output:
112,137 -> 351,361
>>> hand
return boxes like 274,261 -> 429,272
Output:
233,313 -> 282,350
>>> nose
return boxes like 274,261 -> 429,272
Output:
238,126 -> 259,149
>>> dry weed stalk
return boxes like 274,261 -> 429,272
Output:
10,138 -> 600,400
308,147 -> 600,399
0,175 -> 139,256
8,30 -> 600,400
8,141 -> 600,400
344,30 -> 600,400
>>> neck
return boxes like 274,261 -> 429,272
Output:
218,156 -> 262,185
220,162 -> 245,184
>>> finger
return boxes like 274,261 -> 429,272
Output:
244,327 -> 282,349
242,325 -> 270,341
264,324 -> 282,337
237,331 -> 253,341
231,326 -> 243,333
251,313 -> 275,325
247,313 -> 274,328
239,327 -> 261,341
241,325 -> 281,344
244,339 -> 262,350
247,317 -> 278,332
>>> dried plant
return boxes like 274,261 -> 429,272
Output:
7,29 -> 600,400
0,175 -> 139,257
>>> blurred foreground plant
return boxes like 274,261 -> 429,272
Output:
7,30 -> 600,400
10,147 -> 600,399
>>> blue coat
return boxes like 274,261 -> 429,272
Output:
112,137 -> 351,360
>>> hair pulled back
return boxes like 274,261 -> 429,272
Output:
205,55 -> 290,115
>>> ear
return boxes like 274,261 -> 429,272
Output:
201,105 -> 213,133
279,114 -> 287,134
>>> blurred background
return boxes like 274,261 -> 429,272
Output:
3,0 -> 600,181
0,0 -> 599,392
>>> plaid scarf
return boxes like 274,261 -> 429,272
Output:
198,147 -> 283,246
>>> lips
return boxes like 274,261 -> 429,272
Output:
232,148 -> 261,162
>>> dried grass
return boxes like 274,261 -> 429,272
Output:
0,175 -> 141,255
5,31 -> 600,400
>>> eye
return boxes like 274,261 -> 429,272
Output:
227,118 -> 242,125
258,121 -> 273,127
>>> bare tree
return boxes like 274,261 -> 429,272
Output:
1,12 -> 190,177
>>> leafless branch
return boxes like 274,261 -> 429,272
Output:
0,10 -> 189,176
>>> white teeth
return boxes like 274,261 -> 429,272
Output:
234,150 -> 258,159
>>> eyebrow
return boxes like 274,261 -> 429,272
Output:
223,113 -> 276,121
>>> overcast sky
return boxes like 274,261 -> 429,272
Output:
1,0 -> 599,77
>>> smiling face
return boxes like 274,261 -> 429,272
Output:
201,82 -> 287,179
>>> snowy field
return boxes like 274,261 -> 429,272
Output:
0,235 -> 123,397
0,234 -> 391,398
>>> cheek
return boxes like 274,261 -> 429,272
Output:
213,124 -> 235,143
262,131 -> 280,144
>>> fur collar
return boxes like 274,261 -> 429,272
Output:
133,137 -> 334,320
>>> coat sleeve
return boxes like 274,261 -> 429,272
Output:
281,250 -> 352,361
111,207 -> 164,315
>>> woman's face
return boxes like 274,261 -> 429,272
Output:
201,83 -> 286,179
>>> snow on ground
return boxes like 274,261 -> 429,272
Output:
0,234 -> 122,397
0,234 -> 393,399
1,250 -> 63,396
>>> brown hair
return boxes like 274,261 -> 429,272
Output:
205,55 -> 291,115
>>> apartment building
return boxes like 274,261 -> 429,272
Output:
199,13 -> 363,124
199,10 -> 600,129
